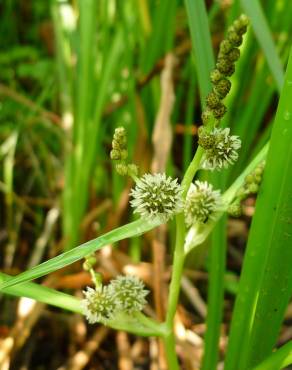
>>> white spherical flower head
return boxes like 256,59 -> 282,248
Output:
130,173 -> 184,222
202,128 -> 241,170
82,286 -> 116,324
109,275 -> 148,314
184,180 -> 221,227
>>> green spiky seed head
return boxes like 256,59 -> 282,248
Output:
82,286 -> 117,324
109,275 -> 148,314
130,173 -> 184,222
184,181 -> 222,226
214,78 -> 231,98
201,128 -> 241,170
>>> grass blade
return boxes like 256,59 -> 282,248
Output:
240,0 -> 284,91
184,0 -> 214,104
225,46 -> 292,370
0,272 -> 82,313
253,340 -> 292,370
0,218 -> 162,291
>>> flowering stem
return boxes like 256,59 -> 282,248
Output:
162,144 -> 205,367
181,146 -> 204,196
163,331 -> 180,370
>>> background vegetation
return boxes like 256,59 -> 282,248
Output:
0,0 -> 292,369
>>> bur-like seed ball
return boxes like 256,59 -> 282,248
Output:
109,275 -> 148,314
201,127 -> 241,170
130,173 -> 184,222
82,286 -> 117,324
184,181 -> 222,226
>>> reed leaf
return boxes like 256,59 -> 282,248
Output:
225,46 -> 292,370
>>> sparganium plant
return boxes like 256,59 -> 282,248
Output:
79,15 -> 251,369
7,11 -> 290,370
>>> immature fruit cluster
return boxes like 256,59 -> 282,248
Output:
199,127 -> 241,171
184,181 -> 222,227
110,127 -> 138,177
130,173 -> 184,222
228,160 -> 265,217
203,14 -> 249,124
82,275 -> 148,324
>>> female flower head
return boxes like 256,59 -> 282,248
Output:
201,127 -> 241,171
82,286 -> 117,324
130,173 -> 184,222
184,180 -> 221,227
109,275 -> 148,314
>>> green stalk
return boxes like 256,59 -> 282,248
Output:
163,332 -> 180,370
163,139 -> 205,368
201,213 -> 227,370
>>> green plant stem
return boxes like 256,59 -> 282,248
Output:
163,143 -> 204,368
166,216 -> 186,328
201,213 -> 227,370
181,146 -> 204,195
163,331 -> 180,370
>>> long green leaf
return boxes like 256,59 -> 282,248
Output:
184,0 -> 214,105
0,218 -> 162,291
225,46 -> 292,370
252,340 -> 292,370
0,273 -> 161,337
0,272 -> 82,313
240,0 -> 284,92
